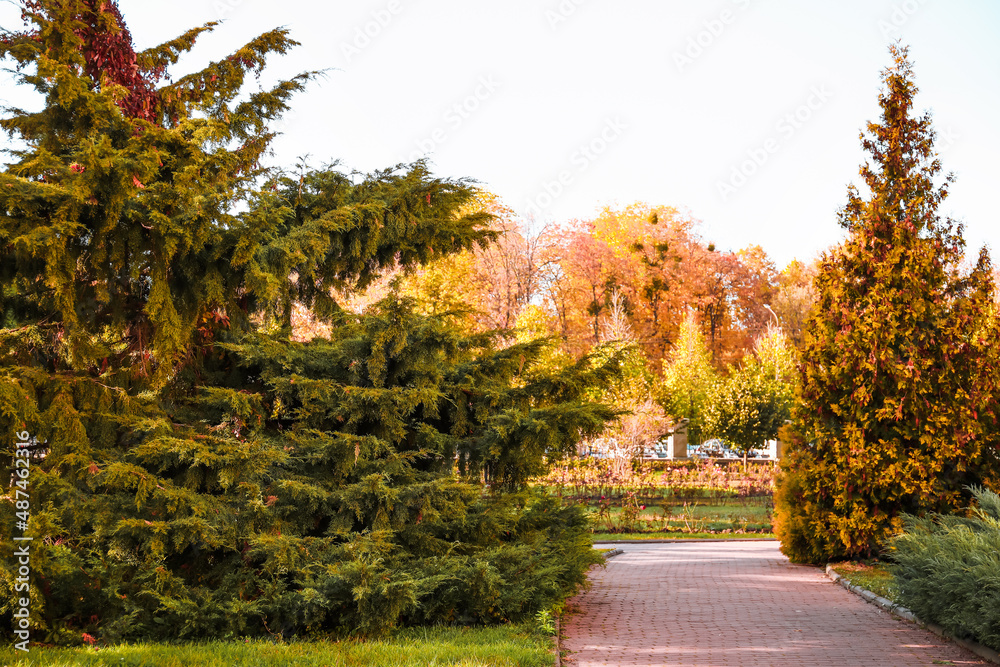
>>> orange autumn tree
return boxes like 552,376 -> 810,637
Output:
545,203 -> 776,367
400,193 -> 553,334
771,259 -> 819,350
589,203 -> 695,363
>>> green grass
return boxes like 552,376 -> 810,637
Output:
830,561 -> 898,603
0,625 -> 553,667
593,532 -> 776,541
590,499 -> 771,520
586,500 -> 773,536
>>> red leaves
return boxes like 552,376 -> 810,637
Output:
132,175 -> 144,189
70,162 -> 85,173
73,1 -> 164,123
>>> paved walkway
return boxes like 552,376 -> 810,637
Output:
562,541 -> 986,666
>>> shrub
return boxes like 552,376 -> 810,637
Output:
890,487 -> 1000,652
773,426 -> 843,563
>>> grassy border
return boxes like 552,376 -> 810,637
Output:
825,565 -> 1000,665
592,532 -> 775,541
0,625 -> 557,667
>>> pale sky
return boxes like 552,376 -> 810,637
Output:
2,0 -> 998,268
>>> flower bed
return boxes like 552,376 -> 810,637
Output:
535,456 -> 777,501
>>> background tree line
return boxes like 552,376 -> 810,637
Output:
372,197 -> 816,372
324,196 -> 814,460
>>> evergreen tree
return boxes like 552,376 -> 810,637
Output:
659,310 -> 718,445
0,0 -> 616,642
774,46 -> 1000,564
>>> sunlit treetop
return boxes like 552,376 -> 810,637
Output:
0,0 -> 493,385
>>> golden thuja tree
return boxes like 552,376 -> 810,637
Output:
775,46 -> 1000,564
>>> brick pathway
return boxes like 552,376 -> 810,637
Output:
561,541 -> 986,666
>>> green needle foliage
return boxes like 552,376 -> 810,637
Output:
889,487 -> 1000,652
775,45 -> 1000,563
0,0 -> 614,643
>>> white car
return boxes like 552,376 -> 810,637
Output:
700,438 -> 726,458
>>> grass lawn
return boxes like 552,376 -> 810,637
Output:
593,532 -> 775,541
585,499 -> 773,536
0,625 -> 553,667
830,561 -> 898,603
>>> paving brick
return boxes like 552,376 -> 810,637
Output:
561,541 -> 986,666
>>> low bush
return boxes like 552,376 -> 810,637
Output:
774,439 -> 845,564
889,486 -> 1000,652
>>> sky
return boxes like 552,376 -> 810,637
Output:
2,0 -> 998,268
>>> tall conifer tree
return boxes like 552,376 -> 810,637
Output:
660,310 -> 718,446
775,46 -> 1000,563
0,0 -> 616,642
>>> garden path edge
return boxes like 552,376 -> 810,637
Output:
825,564 -> 1000,665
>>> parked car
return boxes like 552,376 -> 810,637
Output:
699,438 -> 726,458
